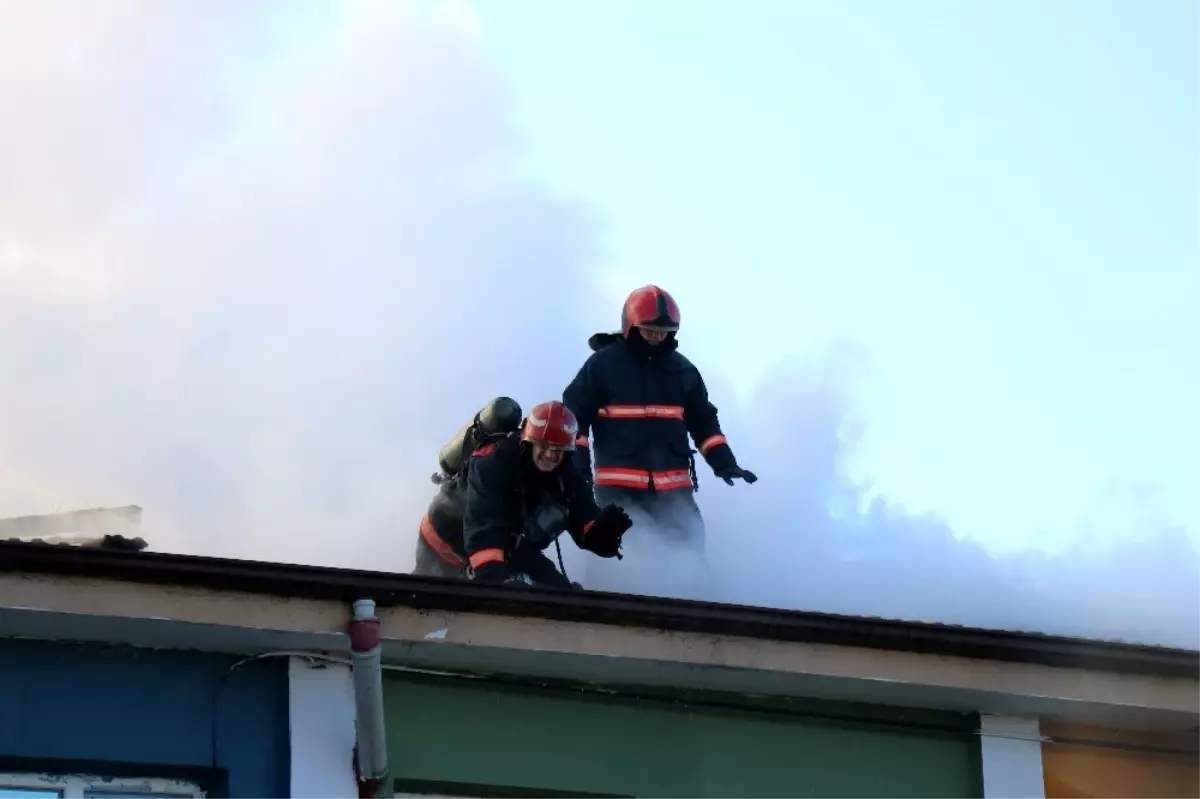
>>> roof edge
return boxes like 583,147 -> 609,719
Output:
1,541 -> 1196,680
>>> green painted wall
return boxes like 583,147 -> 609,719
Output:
384,673 -> 983,798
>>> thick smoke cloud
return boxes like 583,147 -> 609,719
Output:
565,343 -> 1200,650
703,350 -> 1198,649
0,0 -> 607,565
2,0 -> 1195,649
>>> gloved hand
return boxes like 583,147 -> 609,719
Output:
714,463 -> 758,486
583,504 -> 632,558
473,562 -> 537,587
470,560 -> 511,584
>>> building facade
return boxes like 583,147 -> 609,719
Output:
0,639 -> 289,798
1,539 -> 1196,798
381,671 -> 982,797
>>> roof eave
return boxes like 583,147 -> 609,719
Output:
1,540 -> 1195,679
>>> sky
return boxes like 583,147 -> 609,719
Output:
469,0 -> 1200,555
0,0 -> 1196,648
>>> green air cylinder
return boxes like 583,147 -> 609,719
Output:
436,396 -> 523,477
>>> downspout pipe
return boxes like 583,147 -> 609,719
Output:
349,598 -> 389,798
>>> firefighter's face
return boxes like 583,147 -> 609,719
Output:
639,327 -> 668,345
531,442 -> 564,471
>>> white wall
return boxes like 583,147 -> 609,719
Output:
288,656 -> 359,798
979,714 -> 1046,798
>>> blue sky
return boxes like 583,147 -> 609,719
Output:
467,0 -> 1199,554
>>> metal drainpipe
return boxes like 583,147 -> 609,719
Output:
349,598 -> 389,798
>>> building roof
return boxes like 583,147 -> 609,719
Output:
1,539 -> 1195,680
0,506 -> 148,551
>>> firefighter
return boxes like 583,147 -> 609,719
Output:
562,285 -> 756,562
413,400 -> 633,587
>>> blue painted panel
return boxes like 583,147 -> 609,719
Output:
0,639 -> 289,798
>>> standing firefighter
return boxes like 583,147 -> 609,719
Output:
562,285 -> 757,565
413,399 -> 632,587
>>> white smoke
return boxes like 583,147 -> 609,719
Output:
0,0 -> 606,565
703,351 -> 1199,648
1,0 -> 1195,649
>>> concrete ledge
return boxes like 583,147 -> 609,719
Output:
2,540 -> 1195,679
2,571 -> 1196,734
377,605 -> 1199,732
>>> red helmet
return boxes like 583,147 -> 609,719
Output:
621,285 -> 680,337
521,401 -> 578,451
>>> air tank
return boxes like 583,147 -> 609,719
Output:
436,396 -> 523,478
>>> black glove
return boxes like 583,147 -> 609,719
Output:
583,504 -> 632,559
714,463 -> 758,486
472,562 -> 537,587
470,560 -> 511,584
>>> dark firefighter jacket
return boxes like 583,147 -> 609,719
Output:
418,433 -> 601,578
562,332 -> 738,492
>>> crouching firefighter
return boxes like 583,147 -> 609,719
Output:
562,285 -> 757,560
413,398 -> 633,587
